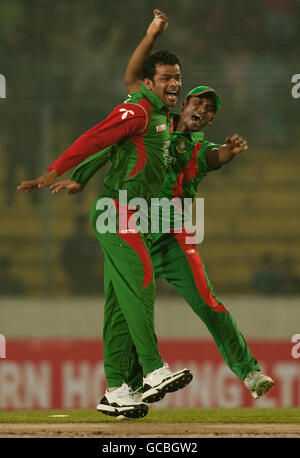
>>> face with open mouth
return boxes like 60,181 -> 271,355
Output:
179,95 -> 217,132
145,64 -> 182,107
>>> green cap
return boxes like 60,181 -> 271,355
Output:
185,85 -> 222,110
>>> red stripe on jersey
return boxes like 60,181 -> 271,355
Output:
172,142 -> 202,198
115,200 -> 153,290
127,137 -> 147,178
173,230 -> 228,312
127,98 -> 152,178
170,116 -> 175,133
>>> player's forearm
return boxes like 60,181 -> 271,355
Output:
70,146 -> 112,186
48,134 -> 104,175
124,34 -> 155,93
206,146 -> 234,169
206,148 -> 222,169
217,144 -> 235,164
47,169 -> 59,180
69,153 -> 103,186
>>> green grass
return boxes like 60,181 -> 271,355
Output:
0,408 -> 299,424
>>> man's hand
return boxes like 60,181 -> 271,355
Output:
50,180 -> 83,195
146,9 -> 168,38
225,133 -> 248,155
218,133 -> 248,164
17,169 -> 58,192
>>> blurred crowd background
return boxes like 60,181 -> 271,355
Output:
0,0 -> 299,297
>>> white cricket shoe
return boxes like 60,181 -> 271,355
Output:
142,363 -> 193,403
97,383 -> 148,419
244,371 -> 275,399
129,387 -> 144,403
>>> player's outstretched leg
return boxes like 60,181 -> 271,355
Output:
97,383 -> 148,419
142,363 -> 193,403
243,371 -> 275,399
151,233 -> 263,385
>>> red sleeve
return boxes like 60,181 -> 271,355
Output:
47,103 -> 148,175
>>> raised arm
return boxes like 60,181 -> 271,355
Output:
206,134 -> 248,169
124,8 -> 168,93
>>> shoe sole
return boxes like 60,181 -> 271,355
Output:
142,369 -> 193,403
252,379 -> 275,399
97,403 -> 148,419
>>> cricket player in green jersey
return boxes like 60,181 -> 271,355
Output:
53,9 -> 274,401
17,15 -> 195,419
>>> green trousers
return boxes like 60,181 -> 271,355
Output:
126,231 -> 260,389
90,198 -> 163,387
151,231 -> 260,380
91,195 -> 260,389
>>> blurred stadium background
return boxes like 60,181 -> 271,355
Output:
0,1 -> 299,410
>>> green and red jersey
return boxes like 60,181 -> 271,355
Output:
70,113 -> 220,230
155,114 -> 220,230
48,84 -> 171,204
161,114 -> 219,200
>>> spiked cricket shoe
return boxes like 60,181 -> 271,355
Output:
97,383 -> 148,419
244,371 -> 275,399
142,363 -> 193,403
129,387 -> 144,403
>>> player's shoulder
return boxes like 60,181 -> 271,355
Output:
114,101 -> 147,121
124,91 -> 141,103
123,91 -> 153,114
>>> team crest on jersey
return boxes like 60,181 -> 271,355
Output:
119,108 -> 134,119
175,139 -> 187,154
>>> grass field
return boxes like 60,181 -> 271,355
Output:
0,408 -> 299,424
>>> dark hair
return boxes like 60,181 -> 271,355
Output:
142,50 -> 181,81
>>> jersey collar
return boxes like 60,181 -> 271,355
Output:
140,83 -> 169,112
190,131 -> 205,142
